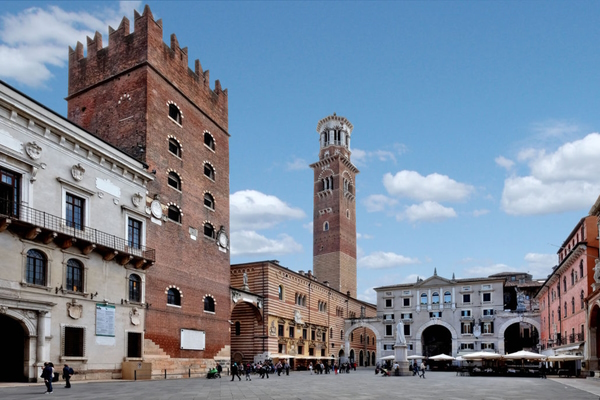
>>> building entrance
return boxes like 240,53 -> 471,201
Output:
0,315 -> 26,382
421,325 -> 451,357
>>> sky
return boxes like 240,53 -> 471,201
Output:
2,1 -> 600,303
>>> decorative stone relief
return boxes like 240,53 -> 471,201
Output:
130,307 -> 141,326
25,141 -> 42,160
132,192 -> 143,207
71,163 -> 85,181
67,300 -> 83,320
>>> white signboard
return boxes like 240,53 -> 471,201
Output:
180,329 -> 205,350
96,304 -> 116,337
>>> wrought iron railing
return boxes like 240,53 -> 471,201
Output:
0,199 -> 155,262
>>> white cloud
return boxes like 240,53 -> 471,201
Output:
383,170 -> 474,202
495,156 -> 514,170
472,209 -> 490,217
523,253 -> 556,279
363,194 -> 398,212
502,133 -> 600,215
230,230 -> 302,256
358,251 -> 420,269
398,201 -> 457,223
286,157 -> 308,171
0,2 -> 142,87
230,190 -> 306,230
463,263 -> 516,277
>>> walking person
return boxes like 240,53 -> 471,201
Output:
230,363 -> 241,381
62,364 -> 73,388
42,362 -> 54,394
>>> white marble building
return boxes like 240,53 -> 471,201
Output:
0,81 -> 155,382
373,271 -> 541,359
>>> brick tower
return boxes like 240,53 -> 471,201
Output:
310,114 -> 358,297
66,6 -> 231,367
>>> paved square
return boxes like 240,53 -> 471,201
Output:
1,369 -> 599,399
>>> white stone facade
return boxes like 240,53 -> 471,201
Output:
0,82 -> 155,382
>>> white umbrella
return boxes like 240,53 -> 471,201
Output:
429,354 -> 455,361
547,354 -> 583,362
462,351 -> 502,360
407,355 -> 425,360
503,350 -> 546,360
380,355 -> 396,361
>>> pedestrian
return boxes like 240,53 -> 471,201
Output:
42,362 -> 54,394
419,360 -> 426,379
231,363 -> 241,381
309,362 -> 313,374
62,363 -> 73,388
245,363 -> 252,381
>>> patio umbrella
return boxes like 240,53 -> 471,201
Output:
407,355 -> 425,360
380,355 -> 396,360
503,350 -> 546,360
547,354 -> 583,362
462,351 -> 502,360
429,354 -> 455,361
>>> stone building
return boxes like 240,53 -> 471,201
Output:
536,215 -> 598,370
66,6 -> 231,374
230,114 -> 376,368
374,271 -> 541,359
0,80 -> 155,382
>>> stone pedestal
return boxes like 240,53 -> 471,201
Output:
393,344 -> 411,376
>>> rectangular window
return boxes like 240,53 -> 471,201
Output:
66,193 -> 85,230
128,218 -> 143,249
278,325 -> 284,337
127,332 -> 142,358
385,325 -> 393,336
403,298 -> 410,307
385,298 -> 393,308
289,326 -> 295,338
64,326 -> 84,357
482,293 -> 492,303
403,324 -> 410,337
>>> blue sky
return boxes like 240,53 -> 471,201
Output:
2,1 -> 600,302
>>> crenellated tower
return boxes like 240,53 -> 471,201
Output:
66,5 -> 231,367
310,114 -> 358,297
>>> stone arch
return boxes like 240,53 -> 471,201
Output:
415,319 -> 458,356
497,316 -> 541,354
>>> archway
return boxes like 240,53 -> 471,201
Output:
421,325 -> 452,357
0,314 -> 26,382
230,301 -> 263,365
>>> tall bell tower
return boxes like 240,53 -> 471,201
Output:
310,114 -> 358,297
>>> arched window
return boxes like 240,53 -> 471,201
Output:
444,291 -> 452,304
235,321 -> 241,336
204,222 -> 215,239
278,285 -> 283,300
432,292 -> 440,304
323,221 -> 329,231
571,297 -> 575,314
204,163 -> 215,180
168,205 -> 182,223
66,259 -> 83,292
204,132 -> 215,151
168,138 -> 181,157
581,290 -> 585,309
26,249 -> 46,286
168,171 -> 181,190
204,193 -> 215,210
129,274 -> 141,302
167,288 -> 181,306
168,104 -> 181,124
420,293 -> 428,305
204,296 -> 215,312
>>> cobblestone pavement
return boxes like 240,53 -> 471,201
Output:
1,369 -> 599,399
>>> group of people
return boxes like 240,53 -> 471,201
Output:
40,362 -> 74,394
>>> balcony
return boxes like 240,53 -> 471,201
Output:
0,200 -> 155,268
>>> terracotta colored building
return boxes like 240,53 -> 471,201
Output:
536,215 -> 599,371
67,6 -> 231,373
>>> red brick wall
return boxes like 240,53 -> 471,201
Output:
66,5 -> 231,359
